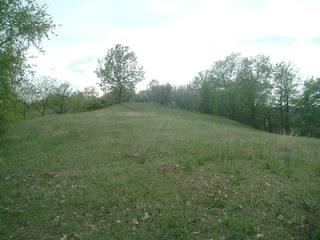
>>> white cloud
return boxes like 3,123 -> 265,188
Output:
31,0 -> 320,91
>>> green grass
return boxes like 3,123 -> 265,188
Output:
1,103 -> 320,239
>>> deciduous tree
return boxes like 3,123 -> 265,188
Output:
95,44 -> 145,104
33,76 -> 57,116
273,62 -> 297,134
50,82 -> 72,114
0,0 -> 55,132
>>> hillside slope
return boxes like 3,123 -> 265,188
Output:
1,103 -> 320,239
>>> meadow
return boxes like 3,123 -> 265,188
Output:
0,103 -> 319,239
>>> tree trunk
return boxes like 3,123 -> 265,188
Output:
23,109 -> 26,119
263,102 -> 267,132
41,100 -> 46,116
251,101 -> 255,128
267,109 -> 272,132
285,96 -> 290,134
118,87 -> 122,104
280,103 -> 284,134
59,99 -> 64,114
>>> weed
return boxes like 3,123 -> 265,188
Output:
137,156 -> 147,164
160,215 -> 192,240
301,198 -> 318,213
206,195 -> 226,210
224,216 -> 256,240
181,160 -> 193,171
231,170 -> 245,186
263,162 -> 272,170
197,158 -> 205,166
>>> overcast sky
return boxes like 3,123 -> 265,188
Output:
29,0 -> 320,91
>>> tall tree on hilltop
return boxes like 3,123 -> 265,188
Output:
95,44 -> 145,104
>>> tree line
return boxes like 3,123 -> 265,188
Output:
0,1 -> 140,134
1,0 -> 319,138
135,54 -> 320,138
6,43 -> 144,120
15,76 -> 115,118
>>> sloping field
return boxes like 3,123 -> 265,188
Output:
0,103 -> 319,239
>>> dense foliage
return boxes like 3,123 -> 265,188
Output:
14,78 -> 112,118
0,0 -> 55,133
96,44 -> 145,104
1,1 -> 318,139
135,54 -> 320,138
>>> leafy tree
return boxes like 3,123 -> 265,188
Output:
172,85 -> 200,111
0,0 -> 55,132
133,53 -> 317,138
273,62 -> 298,134
236,55 -> 272,128
33,76 -> 57,116
145,80 -> 173,106
68,87 -> 106,113
298,78 -> 320,137
133,90 -> 148,103
50,82 -> 72,114
83,86 -> 99,98
195,71 -> 214,114
95,44 -> 145,104
212,54 -> 240,117
194,54 -> 241,117
15,79 -> 38,118
67,91 -> 87,113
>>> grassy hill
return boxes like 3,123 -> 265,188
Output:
1,103 -> 320,239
